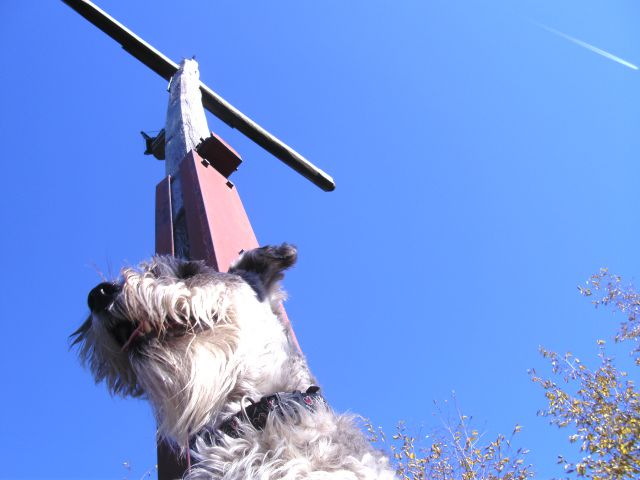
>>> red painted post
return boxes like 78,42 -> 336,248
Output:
156,145 -> 258,272
154,139 -> 300,479
179,150 -> 258,271
155,176 -> 174,256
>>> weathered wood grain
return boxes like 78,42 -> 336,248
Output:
164,59 -> 210,259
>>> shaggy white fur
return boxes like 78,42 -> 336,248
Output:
73,245 -> 394,479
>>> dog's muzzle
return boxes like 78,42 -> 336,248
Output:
88,282 -> 121,312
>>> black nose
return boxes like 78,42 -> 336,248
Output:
88,282 -> 121,312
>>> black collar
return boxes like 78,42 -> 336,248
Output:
193,386 -> 325,446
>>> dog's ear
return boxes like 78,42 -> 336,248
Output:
229,244 -> 297,301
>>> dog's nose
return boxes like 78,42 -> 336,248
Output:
88,282 -> 121,312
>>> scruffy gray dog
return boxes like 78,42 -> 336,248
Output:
73,245 -> 394,479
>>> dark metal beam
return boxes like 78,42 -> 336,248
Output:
61,0 -> 336,192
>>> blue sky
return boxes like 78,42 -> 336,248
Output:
1,1 -> 639,478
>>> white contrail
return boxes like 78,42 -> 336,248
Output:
537,23 -> 638,71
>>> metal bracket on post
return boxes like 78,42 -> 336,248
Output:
156,149 -> 259,271
179,150 -> 258,270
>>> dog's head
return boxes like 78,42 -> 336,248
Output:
72,244 -> 297,442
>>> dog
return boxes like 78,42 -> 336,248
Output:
72,245 -> 394,479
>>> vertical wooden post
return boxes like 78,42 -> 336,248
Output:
154,58 -> 300,480
156,57 -> 207,480
156,58 -> 211,480
162,59 -> 210,261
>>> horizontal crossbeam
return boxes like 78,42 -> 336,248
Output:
62,0 -> 336,192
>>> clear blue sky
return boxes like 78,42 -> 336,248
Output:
1,1 -> 639,478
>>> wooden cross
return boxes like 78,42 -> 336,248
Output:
62,1 -> 335,478
62,0 -> 335,192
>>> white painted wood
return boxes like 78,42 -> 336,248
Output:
164,58 -> 210,259
165,58 -> 210,175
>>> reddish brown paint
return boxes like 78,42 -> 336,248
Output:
180,150 -> 259,271
155,145 -> 301,480
155,176 -> 174,256
197,132 -> 243,179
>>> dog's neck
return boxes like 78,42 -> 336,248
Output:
142,295 -> 315,447
191,386 -> 324,449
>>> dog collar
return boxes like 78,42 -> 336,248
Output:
192,386 -> 326,446
220,386 -> 326,438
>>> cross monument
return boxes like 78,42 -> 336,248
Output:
61,1 -> 335,478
